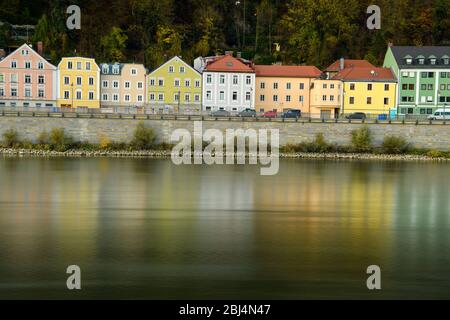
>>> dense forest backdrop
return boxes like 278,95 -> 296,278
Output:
0,0 -> 449,70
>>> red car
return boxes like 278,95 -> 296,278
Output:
262,110 -> 278,118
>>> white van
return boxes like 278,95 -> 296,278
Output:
428,109 -> 450,120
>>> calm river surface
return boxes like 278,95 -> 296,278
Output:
0,157 -> 449,299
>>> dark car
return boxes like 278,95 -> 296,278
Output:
238,109 -> 257,117
283,109 -> 302,119
346,112 -> 367,120
211,110 -> 231,117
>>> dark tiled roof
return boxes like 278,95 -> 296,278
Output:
255,65 -> 322,78
100,63 -> 124,75
391,46 -> 450,69
326,59 -> 375,72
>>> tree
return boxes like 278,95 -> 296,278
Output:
100,27 -> 128,62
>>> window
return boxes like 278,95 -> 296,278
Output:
428,84 -> 433,90
286,82 -> 292,90
384,84 -> 389,91
185,80 -> 190,87
77,62 -> 82,70
300,83 -> 304,90
402,84 -> 408,90
349,97 -> 354,104
125,81 -> 130,89
206,91 -> 212,100
384,98 -> 389,105
124,94 -> 130,102
330,95 -> 334,101
113,67 -> 120,74
0,74 -> 3,83
260,82 -> 265,89
232,91 -> 238,101
441,72 -> 448,78
150,79 -> 155,86
195,80 -> 201,88
219,91 -> 225,101
102,80 -> 108,88
137,95 -> 143,102
169,66 -> 174,73
0,88 -> 4,96
113,81 -> 119,88
149,94 -> 155,101
402,71 -> 409,77
427,96 -> 433,102
158,93 -> 164,101
76,77 -> 82,85
273,83 -> 278,89
11,61 -> 17,68
367,84 -> 373,91
102,66 -> 109,74
406,58 -> 412,65
418,58 -> 425,65
64,91 -> 70,99
113,94 -> 119,101
21,49 -> 29,56
137,82 -> 143,89
174,79 -> 180,87
88,92 -> 94,100
76,91 -> 82,100
158,79 -> 164,86
430,58 -> 436,65
233,75 -> 238,85
86,62 -> 91,70
220,75 -> 225,84
10,74 -> 17,83
323,83 -> 327,89
322,95 -> 327,101
273,95 -> 278,102
260,95 -> 265,102
68,61 -> 73,69
207,74 -> 212,84
194,94 -> 200,102
25,61 -> 31,69
25,75 -> 31,84
246,76 -> 252,85
131,68 -> 137,75
180,66 -> 185,73
330,84 -> 335,89
285,95 -> 291,102
299,96 -> 304,102
367,97 -> 372,104
246,92 -> 251,101
102,94 -> 108,101
24,88 -> 31,97
89,77 -> 94,86
185,94 -> 190,102
350,83 -> 355,90
174,93 -> 180,102
409,84 -> 414,90
11,88 -> 17,97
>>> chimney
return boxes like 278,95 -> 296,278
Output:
37,41 -> 44,56
339,57 -> 345,71
237,52 -> 242,59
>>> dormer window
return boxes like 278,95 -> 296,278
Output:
406,58 -> 412,65
443,57 -> 449,65
418,58 -> 425,65
113,66 -> 120,74
430,58 -> 436,65
102,66 -> 109,74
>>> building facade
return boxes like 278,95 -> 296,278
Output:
383,46 -> 450,116
57,57 -> 100,109
333,67 -> 397,116
200,54 -> 255,113
147,56 -> 202,113
254,65 -> 322,114
310,79 -> 342,119
100,63 -> 147,110
0,43 -> 57,108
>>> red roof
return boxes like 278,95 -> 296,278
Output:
326,59 -> 375,72
255,65 -> 322,78
205,55 -> 254,73
333,67 -> 396,82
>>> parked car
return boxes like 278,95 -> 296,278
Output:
211,110 -> 231,117
346,112 -> 367,120
238,109 -> 257,117
428,109 -> 450,120
262,110 -> 278,118
283,109 -> 302,119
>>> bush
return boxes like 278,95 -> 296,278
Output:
2,128 -> 20,148
351,126 -> 372,152
427,149 -> 444,158
37,130 -> 49,145
98,134 -> 111,150
131,122 -> 156,150
381,135 -> 410,154
49,128 -> 73,152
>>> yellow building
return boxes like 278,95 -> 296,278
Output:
334,67 -> 397,117
57,57 -> 100,109
310,79 -> 342,119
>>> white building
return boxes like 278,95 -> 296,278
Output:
198,54 -> 255,112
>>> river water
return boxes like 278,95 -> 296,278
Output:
0,157 -> 449,299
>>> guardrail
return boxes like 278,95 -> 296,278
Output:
0,110 -> 447,125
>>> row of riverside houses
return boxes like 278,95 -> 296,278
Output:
1,43 -> 450,117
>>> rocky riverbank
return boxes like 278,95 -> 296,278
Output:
0,148 -> 449,162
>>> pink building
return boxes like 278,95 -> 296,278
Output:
0,43 -> 57,108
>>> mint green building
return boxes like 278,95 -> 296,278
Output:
383,46 -> 450,117
147,56 -> 202,113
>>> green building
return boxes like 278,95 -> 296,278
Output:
383,46 -> 450,117
147,56 -> 202,113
